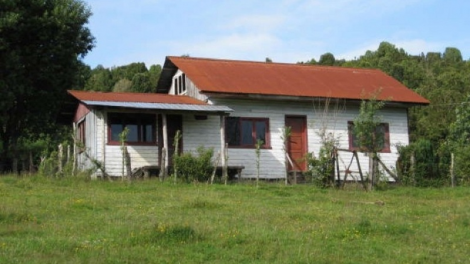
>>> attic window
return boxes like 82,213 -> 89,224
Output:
175,74 -> 187,95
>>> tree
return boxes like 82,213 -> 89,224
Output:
318,52 -> 335,66
353,91 -> 386,189
131,73 -> 153,93
112,79 -> 133,92
443,47 -> 463,64
0,0 -> 94,171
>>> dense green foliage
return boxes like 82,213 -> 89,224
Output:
172,146 -> 214,183
0,0 -> 94,171
1,175 -> 470,263
84,62 -> 162,93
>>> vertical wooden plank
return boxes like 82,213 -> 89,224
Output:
102,111 -> 107,177
72,122 -> 77,176
220,115 -> 228,183
162,113 -> 169,178
450,153 -> 455,188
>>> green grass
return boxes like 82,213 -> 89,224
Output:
1,175 -> 469,263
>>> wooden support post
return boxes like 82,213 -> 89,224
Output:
211,151 -> 221,184
159,148 -> 166,181
58,143 -> 63,174
335,150 -> 341,187
162,114 -> 169,179
410,152 -> 416,186
101,111 -> 107,179
72,122 -> 77,176
220,115 -> 228,184
353,151 -> 368,191
450,153 -> 455,188
67,144 -> 71,164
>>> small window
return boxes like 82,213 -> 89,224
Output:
77,121 -> 86,149
108,113 -> 156,145
174,74 -> 187,95
225,117 -> 270,148
348,121 -> 390,153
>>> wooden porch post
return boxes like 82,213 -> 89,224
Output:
72,122 -> 77,176
220,115 -> 228,183
162,113 -> 169,179
101,111 -> 107,178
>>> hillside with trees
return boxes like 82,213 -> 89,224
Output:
82,63 -> 162,93
1,0 -> 470,186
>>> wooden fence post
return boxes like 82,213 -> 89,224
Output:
58,144 -> 63,174
450,153 -> 455,187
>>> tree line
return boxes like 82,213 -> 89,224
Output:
2,0 -> 470,185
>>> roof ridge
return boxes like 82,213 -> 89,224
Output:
167,56 -> 381,73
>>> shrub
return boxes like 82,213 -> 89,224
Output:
173,146 -> 214,183
396,139 -> 449,187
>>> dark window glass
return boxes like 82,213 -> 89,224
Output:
111,124 -> 122,141
144,124 -> 153,142
108,113 -> 156,145
348,121 -> 390,153
241,120 -> 253,145
255,121 -> 266,143
225,117 -> 269,148
225,117 -> 240,146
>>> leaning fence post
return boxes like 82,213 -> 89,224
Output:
58,144 -> 63,174
450,152 -> 455,187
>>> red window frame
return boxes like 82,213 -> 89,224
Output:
77,120 -> 86,153
225,117 -> 271,149
107,113 -> 156,146
348,121 -> 390,153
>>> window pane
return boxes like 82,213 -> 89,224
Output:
144,124 -> 153,142
111,124 -> 122,141
349,123 -> 360,148
255,121 -> 266,144
225,117 -> 240,146
375,125 -> 386,149
126,124 -> 138,142
241,120 -> 253,145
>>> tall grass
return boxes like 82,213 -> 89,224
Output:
1,174 -> 469,263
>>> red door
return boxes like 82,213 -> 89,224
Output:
285,116 -> 307,171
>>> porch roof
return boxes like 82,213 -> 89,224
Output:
66,90 -> 232,114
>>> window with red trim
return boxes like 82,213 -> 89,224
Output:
108,113 -> 156,145
225,117 -> 270,148
77,121 -> 86,151
348,121 -> 390,153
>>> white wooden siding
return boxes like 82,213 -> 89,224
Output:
77,109 -> 160,177
104,145 -> 159,177
77,98 -> 409,181
203,98 -> 409,180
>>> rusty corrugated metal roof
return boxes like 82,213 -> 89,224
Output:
67,90 -> 233,113
163,56 -> 429,105
68,90 -> 207,105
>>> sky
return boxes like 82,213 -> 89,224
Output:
82,0 -> 470,68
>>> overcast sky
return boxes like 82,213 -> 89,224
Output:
82,0 -> 470,68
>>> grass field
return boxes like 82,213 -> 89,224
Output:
1,175 -> 469,263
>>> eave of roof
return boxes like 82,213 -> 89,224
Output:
67,90 -> 232,113
82,101 -> 232,112
158,56 -> 429,105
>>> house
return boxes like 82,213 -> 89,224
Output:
66,56 -> 428,181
